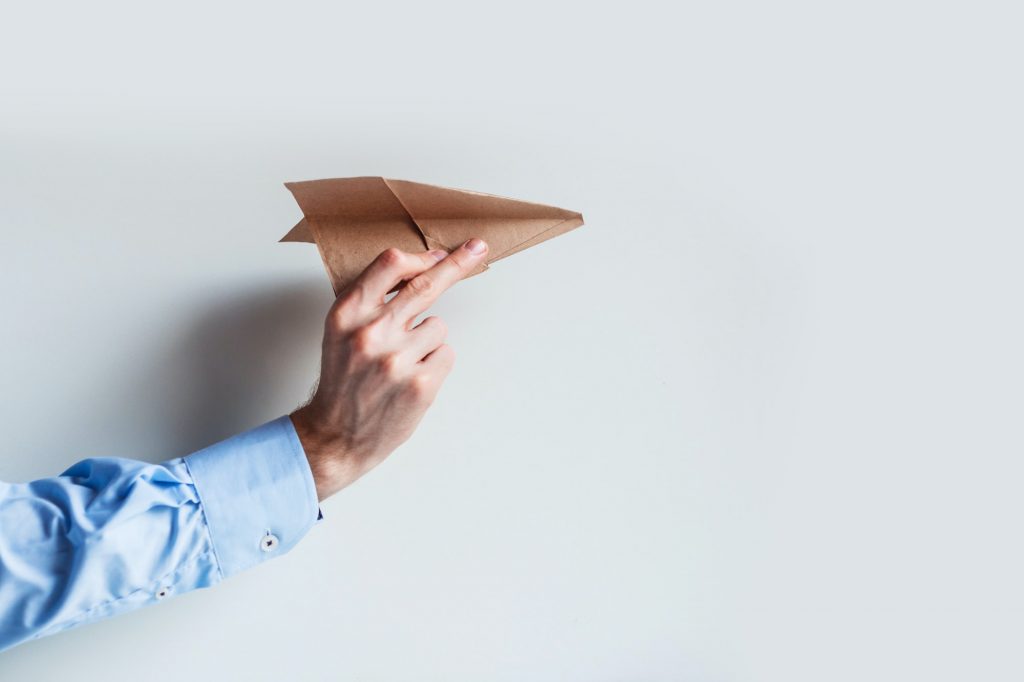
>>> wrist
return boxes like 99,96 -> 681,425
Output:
289,408 -> 359,500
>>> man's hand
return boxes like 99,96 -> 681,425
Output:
290,238 -> 489,500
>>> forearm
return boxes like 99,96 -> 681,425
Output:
0,457 -> 213,649
290,408 -> 367,501
0,416 -> 320,652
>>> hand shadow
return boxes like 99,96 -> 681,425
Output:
0,277 -> 331,484
0,277 -> 331,667
137,277 -> 331,461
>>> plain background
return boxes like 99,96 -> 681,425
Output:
1,1 -> 1021,680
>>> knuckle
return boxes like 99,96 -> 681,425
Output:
327,296 -> 359,333
350,315 -> 393,356
377,352 -> 404,379
326,306 -> 348,335
408,373 -> 435,400
407,274 -> 435,297
349,326 -> 377,356
377,247 -> 405,269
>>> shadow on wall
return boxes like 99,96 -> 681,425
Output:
132,277 -> 330,461
0,278 -> 330,663
0,277 -> 330,484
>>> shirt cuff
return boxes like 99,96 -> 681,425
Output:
182,415 -> 321,578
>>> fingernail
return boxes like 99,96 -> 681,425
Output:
428,249 -> 448,261
464,238 -> 487,255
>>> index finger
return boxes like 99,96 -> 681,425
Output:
387,238 -> 488,322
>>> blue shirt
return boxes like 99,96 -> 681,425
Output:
0,415 -> 321,652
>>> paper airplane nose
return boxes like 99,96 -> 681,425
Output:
281,177 -> 584,294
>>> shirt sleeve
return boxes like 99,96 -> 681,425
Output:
0,415 -> 321,652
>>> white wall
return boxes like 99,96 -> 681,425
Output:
1,1 -> 1021,680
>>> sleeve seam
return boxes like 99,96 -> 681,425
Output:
182,456 -> 227,580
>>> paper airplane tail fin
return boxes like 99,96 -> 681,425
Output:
280,218 -> 314,243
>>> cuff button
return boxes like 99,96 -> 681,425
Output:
260,533 -> 280,552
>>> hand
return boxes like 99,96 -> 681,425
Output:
290,238 -> 489,500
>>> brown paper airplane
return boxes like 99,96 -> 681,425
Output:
281,177 -> 584,294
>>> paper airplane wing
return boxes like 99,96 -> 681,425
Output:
282,177 -> 584,294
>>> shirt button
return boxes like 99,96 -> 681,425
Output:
155,587 -> 171,600
260,533 -> 280,552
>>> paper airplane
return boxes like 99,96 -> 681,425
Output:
281,177 -> 584,294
